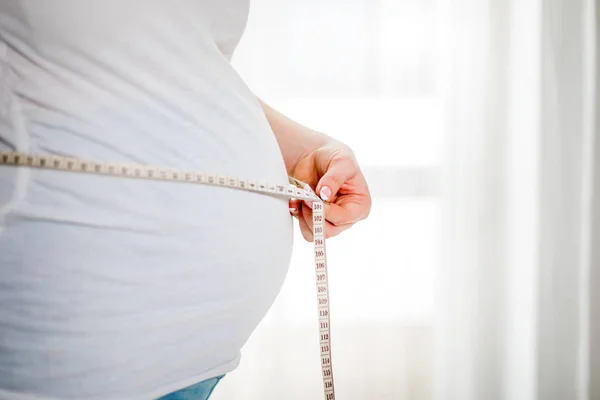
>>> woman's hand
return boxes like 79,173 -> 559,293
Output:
255,99 -> 371,239
288,142 -> 371,241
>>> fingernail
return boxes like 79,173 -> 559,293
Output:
304,200 -> 313,209
303,183 -> 312,192
320,186 -> 332,201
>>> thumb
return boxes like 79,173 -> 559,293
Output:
315,157 -> 356,202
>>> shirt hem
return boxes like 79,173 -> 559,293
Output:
0,356 -> 241,400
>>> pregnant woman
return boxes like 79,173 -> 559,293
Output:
0,1 -> 371,399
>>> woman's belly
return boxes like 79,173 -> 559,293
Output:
0,95 -> 293,399
0,6 -> 294,396
0,169 -> 293,398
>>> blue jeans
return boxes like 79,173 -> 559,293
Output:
157,376 -> 225,400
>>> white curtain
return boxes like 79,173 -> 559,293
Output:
436,0 -> 599,399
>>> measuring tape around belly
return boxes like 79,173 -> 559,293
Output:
0,151 -> 336,400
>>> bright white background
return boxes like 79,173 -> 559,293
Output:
212,0 -> 599,399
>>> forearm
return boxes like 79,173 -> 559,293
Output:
258,99 -> 331,175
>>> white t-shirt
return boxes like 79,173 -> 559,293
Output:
0,1 -> 293,399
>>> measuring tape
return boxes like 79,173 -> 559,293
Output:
0,151 -> 336,400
